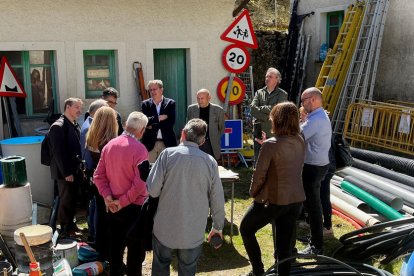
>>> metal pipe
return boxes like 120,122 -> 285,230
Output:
331,194 -> 380,227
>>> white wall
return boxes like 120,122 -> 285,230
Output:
0,0 -> 235,134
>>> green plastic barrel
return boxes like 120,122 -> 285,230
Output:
0,156 -> 27,187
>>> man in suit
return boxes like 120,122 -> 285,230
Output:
187,88 -> 225,160
48,97 -> 83,237
141,80 -> 177,163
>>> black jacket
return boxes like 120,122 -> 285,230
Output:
141,97 -> 177,151
49,115 -> 82,180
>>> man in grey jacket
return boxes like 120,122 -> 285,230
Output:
187,88 -> 225,160
147,118 -> 225,276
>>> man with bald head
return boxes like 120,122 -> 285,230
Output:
187,88 -> 224,160
250,67 -> 287,163
298,87 -> 332,255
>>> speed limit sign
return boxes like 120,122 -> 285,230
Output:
222,44 -> 250,74
216,76 -> 246,105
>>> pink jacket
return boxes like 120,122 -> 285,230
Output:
94,134 -> 149,207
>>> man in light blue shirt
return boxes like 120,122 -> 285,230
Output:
299,87 -> 332,255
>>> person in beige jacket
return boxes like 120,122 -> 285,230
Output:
240,102 -> 306,276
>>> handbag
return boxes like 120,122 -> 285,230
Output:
334,134 -> 353,169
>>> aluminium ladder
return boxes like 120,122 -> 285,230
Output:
315,2 -> 365,115
332,0 -> 390,133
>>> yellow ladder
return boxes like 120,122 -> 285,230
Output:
315,2 -> 365,115
333,0 -> 390,134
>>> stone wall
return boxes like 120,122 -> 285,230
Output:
250,30 -> 287,94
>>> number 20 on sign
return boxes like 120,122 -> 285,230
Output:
222,44 -> 250,74
217,76 -> 246,106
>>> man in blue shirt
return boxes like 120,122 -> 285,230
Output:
299,87 -> 332,255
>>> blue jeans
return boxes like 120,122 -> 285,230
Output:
240,201 -> 302,276
152,235 -> 202,276
302,163 -> 329,249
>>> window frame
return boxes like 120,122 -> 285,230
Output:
0,50 -> 57,118
326,11 -> 344,49
83,50 -> 117,99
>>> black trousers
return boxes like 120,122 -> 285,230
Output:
57,177 -> 80,230
320,165 -> 335,230
107,204 -> 145,276
240,201 -> 302,276
302,163 -> 329,249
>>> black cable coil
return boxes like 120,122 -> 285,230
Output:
264,255 -> 393,275
332,217 -> 414,265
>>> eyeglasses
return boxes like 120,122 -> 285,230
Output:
107,100 -> 117,105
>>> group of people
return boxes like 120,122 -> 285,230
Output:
239,68 -> 333,276
47,81 -> 225,276
47,66 -> 334,275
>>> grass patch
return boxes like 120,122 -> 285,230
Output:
78,166 -> 403,275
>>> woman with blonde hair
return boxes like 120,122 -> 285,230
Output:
240,102 -> 306,276
86,106 -> 118,163
85,106 -> 118,261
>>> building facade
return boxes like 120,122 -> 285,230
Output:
0,0 -> 235,136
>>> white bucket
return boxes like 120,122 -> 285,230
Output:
0,136 -> 54,206
0,184 -> 32,248
54,239 -> 79,269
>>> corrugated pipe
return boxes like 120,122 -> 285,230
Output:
343,176 -> 404,211
337,167 -> 414,209
331,194 -> 380,227
341,181 -> 404,220
352,158 -> 414,188
331,184 -> 371,212
350,147 -> 414,177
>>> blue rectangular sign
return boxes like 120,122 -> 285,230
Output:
221,119 -> 243,150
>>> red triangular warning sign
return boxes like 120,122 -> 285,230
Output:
220,9 -> 258,49
0,56 -> 27,98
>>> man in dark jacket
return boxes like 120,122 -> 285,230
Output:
141,80 -> 177,163
49,97 -> 83,236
